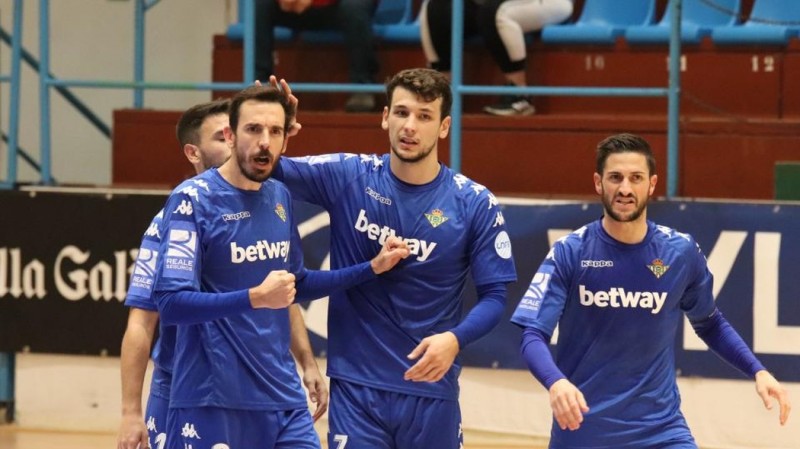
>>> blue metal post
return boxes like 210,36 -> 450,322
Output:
134,0 -> 145,107
6,0 -> 23,187
243,0 -> 255,83
39,0 -> 53,185
0,353 -> 14,422
667,0 -> 682,198
449,0 -> 464,173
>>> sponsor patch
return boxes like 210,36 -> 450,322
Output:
164,222 -> 197,279
494,231 -> 512,259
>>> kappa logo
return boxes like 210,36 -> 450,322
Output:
582,260 -> 614,268
192,179 -> 209,191
174,200 -> 193,216
493,212 -> 505,228
146,416 -> 157,432
365,186 -> 392,205
579,285 -> 667,314
181,423 -> 201,439
424,209 -> 449,228
180,186 -> 200,202
222,211 -> 251,222
145,222 -> 160,238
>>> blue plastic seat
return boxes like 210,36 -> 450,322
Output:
712,0 -> 800,44
542,0 -> 656,44
626,0 -> 740,44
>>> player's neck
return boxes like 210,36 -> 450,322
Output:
218,160 -> 262,191
601,214 -> 648,244
390,154 -> 441,185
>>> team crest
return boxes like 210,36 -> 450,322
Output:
274,203 -> 287,222
425,209 -> 449,228
647,258 -> 670,279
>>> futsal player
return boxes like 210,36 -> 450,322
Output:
272,68 -> 518,449
511,133 -> 791,448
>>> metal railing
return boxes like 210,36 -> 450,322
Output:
4,0 -> 682,195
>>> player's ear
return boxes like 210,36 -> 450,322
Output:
223,126 -> 235,148
183,143 -> 200,164
649,174 -> 658,195
593,172 -> 603,195
381,106 -> 390,130
439,115 -> 451,139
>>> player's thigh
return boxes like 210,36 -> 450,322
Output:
168,407 -> 277,449
394,395 -> 462,449
328,379 -> 393,449
144,395 -> 169,449
275,409 -> 321,449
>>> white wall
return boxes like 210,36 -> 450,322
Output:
0,0 -> 236,185
14,353 -> 799,449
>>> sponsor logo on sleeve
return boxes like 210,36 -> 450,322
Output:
494,231 -> 512,259
164,223 -> 197,279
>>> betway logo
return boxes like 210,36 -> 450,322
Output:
230,240 -> 290,263
354,209 -> 436,262
579,285 -> 667,314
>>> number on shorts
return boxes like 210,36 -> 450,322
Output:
333,434 -> 349,449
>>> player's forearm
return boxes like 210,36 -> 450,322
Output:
295,261 -> 375,302
449,282 -> 507,348
691,308 -> 766,378
521,327 -> 566,389
289,305 -> 317,368
119,326 -> 152,415
154,289 -> 251,325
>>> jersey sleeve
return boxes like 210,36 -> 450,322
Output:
152,185 -> 204,296
679,235 -> 717,322
511,236 -> 575,337
124,210 -> 163,311
273,153 -> 359,209
466,187 -> 517,285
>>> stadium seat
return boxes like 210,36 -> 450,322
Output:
626,0 -> 740,44
711,0 -> 800,45
541,0 -> 656,44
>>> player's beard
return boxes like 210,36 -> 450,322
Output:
236,145 -> 280,184
391,140 -> 435,164
601,187 -> 649,223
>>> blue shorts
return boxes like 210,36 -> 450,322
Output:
166,406 -> 320,449
144,395 -> 169,449
328,379 -> 462,449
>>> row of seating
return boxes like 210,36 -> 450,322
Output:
227,0 -> 800,46
553,0 -> 800,45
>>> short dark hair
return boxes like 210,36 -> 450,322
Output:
596,133 -> 657,176
385,68 -> 452,120
228,85 -> 294,135
176,99 -> 230,146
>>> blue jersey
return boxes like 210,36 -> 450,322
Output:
152,168 -> 307,411
124,209 -> 175,401
275,153 -> 517,400
511,219 -> 716,448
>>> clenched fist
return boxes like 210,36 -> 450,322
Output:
249,270 -> 296,309
371,236 -> 411,274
